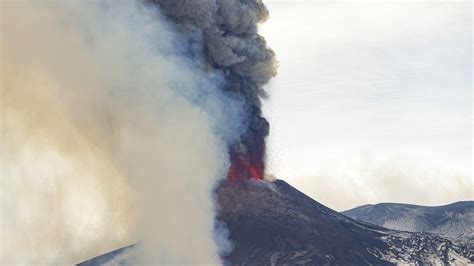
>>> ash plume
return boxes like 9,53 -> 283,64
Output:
153,0 -> 278,182
1,0 -> 275,264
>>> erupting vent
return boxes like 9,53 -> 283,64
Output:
152,0 -> 276,186
228,154 -> 264,183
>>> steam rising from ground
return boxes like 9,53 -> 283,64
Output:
1,1 -> 244,264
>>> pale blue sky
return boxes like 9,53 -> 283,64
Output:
261,0 -> 472,210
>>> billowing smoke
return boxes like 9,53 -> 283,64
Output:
0,0 -> 275,264
153,0 -> 277,182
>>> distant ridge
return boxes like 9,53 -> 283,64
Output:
342,201 -> 474,243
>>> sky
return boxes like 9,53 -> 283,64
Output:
261,0 -> 472,210
0,1 -> 471,264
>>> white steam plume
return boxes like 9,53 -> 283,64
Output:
1,0 -> 242,264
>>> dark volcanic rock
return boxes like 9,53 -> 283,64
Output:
78,245 -> 134,266
78,179 -> 473,265
217,180 -> 389,265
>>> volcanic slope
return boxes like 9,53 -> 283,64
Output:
79,180 -> 473,265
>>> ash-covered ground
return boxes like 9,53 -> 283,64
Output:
79,179 -> 473,265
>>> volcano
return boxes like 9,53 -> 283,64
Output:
79,180 -> 473,265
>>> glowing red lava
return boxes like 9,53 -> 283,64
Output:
228,154 -> 264,183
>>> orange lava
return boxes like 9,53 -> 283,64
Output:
228,154 -> 264,183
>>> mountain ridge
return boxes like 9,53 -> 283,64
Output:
344,201 -> 473,212
342,200 -> 474,245
78,179 -> 473,265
